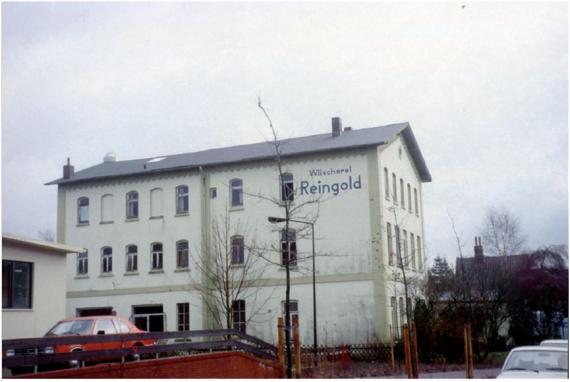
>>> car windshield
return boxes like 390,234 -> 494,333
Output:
45,320 -> 93,336
504,350 -> 568,373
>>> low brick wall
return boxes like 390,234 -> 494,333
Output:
15,351 -> 281,379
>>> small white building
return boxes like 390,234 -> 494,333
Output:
2,233 -> 83,339
47,118 -> 431,344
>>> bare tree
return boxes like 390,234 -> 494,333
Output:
192,208 -> 273,332
38,228 -> 55,242
480,207 -> 526,258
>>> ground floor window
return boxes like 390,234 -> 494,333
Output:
232,300 -> 246,333
2,260 -> 33,309
132,305 -> 165,332
177,303 -> 190,331
281,300 -> 299,334
77,307 -> 114,317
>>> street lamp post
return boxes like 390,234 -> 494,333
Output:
268,216 -> 318,365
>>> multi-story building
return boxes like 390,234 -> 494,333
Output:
47,117 -> 431,344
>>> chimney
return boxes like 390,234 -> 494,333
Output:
332,117 -> 342,137
63,157 -> 74,179
474,236 -> 484,263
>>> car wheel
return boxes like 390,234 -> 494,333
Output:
69,349 -> 83,368
128,343 -> 143,361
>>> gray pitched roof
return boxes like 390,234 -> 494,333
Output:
46,122 -> 432,186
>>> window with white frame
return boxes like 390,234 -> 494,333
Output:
384,168 -> 390,200
400,179 -> 405,209
176,240 -> 189,269
232,300 -> 246,333
387,223 -> 394,266
126,245 -> 138,272
151,243 -> 163,271
176,185 -> 189,214
282,300 -> 299,333
101,194 -> 114,223
395,226 -> 401,267
392,173 -> 397,203
281,173 -> 294,202
417,236 -> 422,271
77,197 -> 89,224
280,229 -> 297,267
150,188 -> 163,217
230,179 -> 243,207
126,191 -> 139,219
77,250 -> 88,275
177,302 -> 190,331
101,247 -> 112,274
231,235 -> 244,265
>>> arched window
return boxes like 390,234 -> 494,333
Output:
231,236 -> 245,265
176,186 -> 189,214
126,245 -> 138,272
101,194 -> 114,223
384,168 -> 390,200
101,247 -> 112,274
280,173 -> 294,202
77,197 -> 89,224
150,188 -> 163,217
126,191 -> 139,219
151,242 -> 163,271
230,179 -> 243,207
176,240 -> 189,269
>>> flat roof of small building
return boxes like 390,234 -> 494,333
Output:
2,233 -> 84,254
46,122 -> 432,186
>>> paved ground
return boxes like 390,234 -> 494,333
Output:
388,368 -> 502,379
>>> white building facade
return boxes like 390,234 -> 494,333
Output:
48,118 -> 431,345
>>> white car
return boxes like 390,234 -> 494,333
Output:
497,346 -> 568,379
540,339 -> 568,349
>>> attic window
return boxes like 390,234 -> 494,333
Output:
147,157 -> 166,163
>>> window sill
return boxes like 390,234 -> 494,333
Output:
229,206 -> 244,212
3,308 -> 33,312
174,268 -> 190,273
76,222 -> 90,227
100,220 -> 114,225
174,212 -> 189,217
99,273 -> 114,278
124,272 -> 139,276
75,275 -> 89,279
230,264 -> 245,268
125,218 -> 139,222
149,270 -> 164,274
149,216 -> 164,220
279,266 -> 299,271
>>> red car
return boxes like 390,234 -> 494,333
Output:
44,316 -> 154,363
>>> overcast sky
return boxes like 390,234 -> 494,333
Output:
2,2 -> 568,266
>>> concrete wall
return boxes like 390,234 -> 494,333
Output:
2,244 -> 67,339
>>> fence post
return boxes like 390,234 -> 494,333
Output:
403,324 -> 412,379
464,324 -> 474,379
278,317 -> 285,377
389,325 -> 396,370
410,322 -> 419,378
293,316 -> 302,378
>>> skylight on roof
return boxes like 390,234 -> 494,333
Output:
147,157 -> 166,163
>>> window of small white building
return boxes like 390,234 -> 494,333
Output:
282,300 -> 299,332
410,233 -> 416,270
2,260 -> 33,309
407,184 -> 412,213
176,185 -> 189,214
231,235 -> 245,265
281,173 -> 294,202
126,245 -> 138,273
77,250 -> 88,275
230,179 -> 243,207
150,188 -> 163,218
281,229 -> 297,267
101,247 -> 112,274
151,243 -> 163,271
400,179 -> 405,209
177,303 -> 190,331
232,300 -> 246,333
126,191 -> 139,219
392,173 -> 397,203
387,223 -> 394,266
384,168 -> 390,200
176,240 -> 189,269
77,197 -> 89,224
